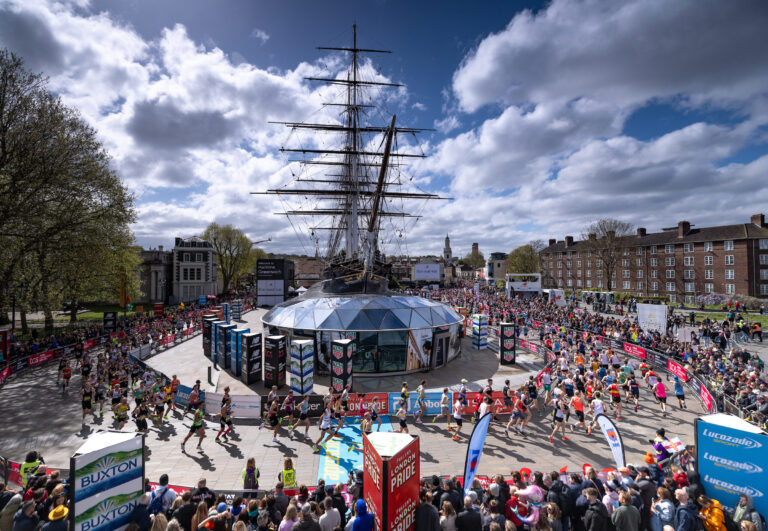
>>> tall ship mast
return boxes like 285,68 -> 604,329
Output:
254,25 -> 445,294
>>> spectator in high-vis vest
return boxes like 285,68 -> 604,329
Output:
278,458 -> 297,490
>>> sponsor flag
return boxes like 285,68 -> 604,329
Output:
595,413 -> 626,469
463,412 -> 492,496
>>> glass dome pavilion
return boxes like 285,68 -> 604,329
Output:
262,286 -> 463,375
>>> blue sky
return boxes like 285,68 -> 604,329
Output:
1,0 -> 767,258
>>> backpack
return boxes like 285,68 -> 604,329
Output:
721,507 -> 740,531
558,483 -> 574,515
149,487 -> 167,516
243,470 -> 257,490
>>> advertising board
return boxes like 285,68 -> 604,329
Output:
413,263 -> 440,281
71,432 -> 145,531
696,415 -> 768,513
667,359 -> 688,382
622,342 -> 646,360
386,437 -> 419,531
363,434 -> 385,531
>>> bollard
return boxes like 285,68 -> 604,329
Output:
208,366 -> 213,385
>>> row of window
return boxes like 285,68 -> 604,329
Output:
548,239 -> 768,258
182,268 -> 204,281
181,253 -> 206,262
549,255 -> 741,269
557,278 -> 768,295
551,268 -> 738,279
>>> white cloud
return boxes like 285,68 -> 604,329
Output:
411,102 -> 426,111
250,28 -> 270,44
434,115 -> 460,133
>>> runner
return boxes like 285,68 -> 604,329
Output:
654,379 -> 668,416
548,394 -> 568,443
395,400 -> 408,433
115,396 -> 130,430
400,382 -> 409,413
415,380 -> 427,424
527,376 -> 539,413
94,377 -> 106,415
313,405 -> 333,451
184,382 -> 202,418
451,396 -> 464,441
281,392 -> 296,430
215,396 -> 234,442
110,380 -> 123,413
570,390 -> 588,433
168,374 -> 181,413
132,400 -> 150,434
370,396 -> 383,432
432,388 -> 452,427
361,411 -> 373,435
79,382 -> 94,425
161,380 -> 174,420
293,395 -> 311,437
152,386 -> 166,427
587,391 -> 606,435
673,375 -> 687,409
458,378 -> 468,408
57,357 -> 67,385
267,398 -> 281,442
61,361 -> 72,394
628,375 -> 640,412
607,379 -> 623,421
182,403 -> 206,452
331,394 -> 345,436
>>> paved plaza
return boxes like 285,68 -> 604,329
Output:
0,308 -> 721,491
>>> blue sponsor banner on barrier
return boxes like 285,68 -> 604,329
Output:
387,392 -> 443,416
174,385 -> 205,410
696,417 -> 768,513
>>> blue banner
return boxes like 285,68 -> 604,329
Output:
387,392 -> 443,416
463,412 -> 492,496
696,417 -> 768,513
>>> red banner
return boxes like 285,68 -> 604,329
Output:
519,339 -> 538,353
364,434 -> 385,531
28,350 -> 55,367
456,391 -> 512,415
154,303 -> 164,317
700,384 -> 713,412
667,359 -> 688,382
82,339 -> 95,350
386,436 -> 419,531
345,392 -> 390,417
622,342 -> 646,359
0,365 -> 10,385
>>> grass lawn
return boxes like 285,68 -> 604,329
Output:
30,304 -> 140,323
672,309 -> 768,327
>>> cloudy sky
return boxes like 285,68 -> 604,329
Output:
2,0 -> 768,258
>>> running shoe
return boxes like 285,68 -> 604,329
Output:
588,426 -> 593,435
289,431 -> 294,440
634,405 -> 638,412
273,437 -> 279,442
431,417 -> 437,423
504,428 -> 509,436
452,435 -> 459,441
164,415 -> 168,419
447,426 -> 454,432
215,437 -> 220,442
562,436 -> 569,441
312,445 -> 320,452
548,436 -> 554,443
616,416 -> 621,421
196,444 -> 202,451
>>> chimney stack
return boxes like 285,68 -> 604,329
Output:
678,221 -> 690,238
158,245 -> 164,252
636,228 -> 646,237
751,213 -> 765,227
548,239 -> 556,246
565,236 -> 574,247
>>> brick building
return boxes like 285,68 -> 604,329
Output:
172,236 -> 218,303
539,214 -> 768,304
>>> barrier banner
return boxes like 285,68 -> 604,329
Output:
519,339 -> 538,353
173,385 -> 205,410
595,413 -> 626,469
71,431 -> 145,531
263,394 -> 327,419
348,392 -> 390,417
695,415 -> 768,514
457,391 -> 513,415
667,359 -> 688,382
622,342 -> 646,360
699,385 -> 714,413
0,365 -> 10,386
28,350 -> 55,367
463,412 -> 492,496
82,339 -> 95,350
388,392 -> 441,416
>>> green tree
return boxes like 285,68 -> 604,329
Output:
505,243 -> 541,276
247,247 -> 268,273
0,50 -> 136,331
580,219 -> 633,291
202,223 -> 252,293
463,249 -> 485,269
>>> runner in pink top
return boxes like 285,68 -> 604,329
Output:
654,381 -> 668,417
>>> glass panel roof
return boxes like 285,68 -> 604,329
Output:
262,293 -> 461,332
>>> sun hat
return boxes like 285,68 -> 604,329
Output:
49,506 -> 69,521
461,379 -> 468,384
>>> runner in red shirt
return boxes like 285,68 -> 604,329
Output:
61,362 -> 72,394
